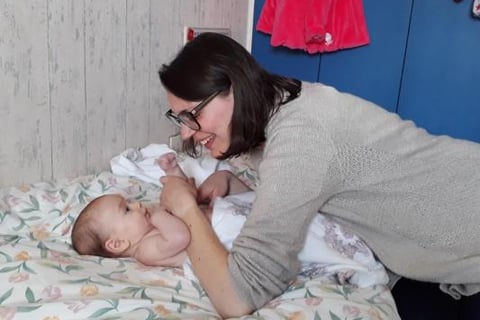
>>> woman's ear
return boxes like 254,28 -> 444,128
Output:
104,238 -> 130,255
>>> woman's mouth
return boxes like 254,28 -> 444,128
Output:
199,135 -> 214,149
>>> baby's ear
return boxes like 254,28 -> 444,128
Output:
105,238 -> 129,254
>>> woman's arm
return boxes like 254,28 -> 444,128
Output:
160,176 -> 252,317
182,204 -> 252,316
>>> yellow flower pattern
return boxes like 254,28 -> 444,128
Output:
80,284 -> 99,297
15,251 -> 30,261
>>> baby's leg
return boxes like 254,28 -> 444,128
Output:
157,152 -> 187,178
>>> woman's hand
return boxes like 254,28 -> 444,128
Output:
197,170 -> 231,206
198,170 -> 253,206
160,176 -> 198,220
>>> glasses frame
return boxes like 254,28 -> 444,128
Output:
165,91 -> 221,131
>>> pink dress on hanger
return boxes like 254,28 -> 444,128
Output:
256,0 -> 370,53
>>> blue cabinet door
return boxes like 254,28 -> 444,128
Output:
397,0 -> 480,142
318,0 -> 412,112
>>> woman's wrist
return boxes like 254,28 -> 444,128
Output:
174,198 -> 201,221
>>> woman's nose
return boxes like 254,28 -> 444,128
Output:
180,125 -> 195,140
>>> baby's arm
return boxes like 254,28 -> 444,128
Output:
135,206 -> 191,267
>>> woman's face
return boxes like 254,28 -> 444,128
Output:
167,90 -> 234,158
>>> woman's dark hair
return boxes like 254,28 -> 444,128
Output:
159,32 -> 301,160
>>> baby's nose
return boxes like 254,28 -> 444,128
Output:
145,207 -> 151,218
130,201 -> 144,212
138,203 -> 147,213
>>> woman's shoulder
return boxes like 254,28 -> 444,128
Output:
279,81 -> 347,115
299,81 -> 340,97
276,81 -> 389,131
299,81 -> 369,106
269,81 -> 343,130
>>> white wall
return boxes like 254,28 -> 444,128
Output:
0,0 -> 250,186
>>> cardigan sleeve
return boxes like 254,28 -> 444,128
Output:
227,104 -> 341,309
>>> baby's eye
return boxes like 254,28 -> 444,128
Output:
125,200 -> 132,214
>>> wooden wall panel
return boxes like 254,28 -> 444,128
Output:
0,1 -> 51,186
0,0 -> 249,187
84,0 -> 127,173
125,0 -> 151,149
148,0 -> 180,147
48,0 -> 87,178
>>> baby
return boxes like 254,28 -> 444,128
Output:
70,194 -> 191,267
72,152 -> 389,287
71,153 -> 210,267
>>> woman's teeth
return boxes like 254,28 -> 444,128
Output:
200,136 -> 213,145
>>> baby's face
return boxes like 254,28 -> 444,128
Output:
97,195 -> 154,245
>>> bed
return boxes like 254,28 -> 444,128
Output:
0,152 -> 401,319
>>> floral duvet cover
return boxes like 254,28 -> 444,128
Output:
0,171 -> 400,319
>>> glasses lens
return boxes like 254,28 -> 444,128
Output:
178,112 -> 200,130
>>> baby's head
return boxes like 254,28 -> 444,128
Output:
72,194 -> 153,258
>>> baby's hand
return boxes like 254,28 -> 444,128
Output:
157,152 -> 178,172
157,152 -> 188,179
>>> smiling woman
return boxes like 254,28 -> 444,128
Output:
157,32 -> 480,318
159,33 -> 300,162
165,91 -> 222,131
164,88 -> 235,159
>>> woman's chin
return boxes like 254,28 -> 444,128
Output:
209,150 -> 220,158
204,140 -> 228,158
209,147 -> 227,159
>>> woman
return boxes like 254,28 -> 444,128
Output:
158,32 -> 480,317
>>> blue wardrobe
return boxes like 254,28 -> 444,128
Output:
252,0 -> 480,143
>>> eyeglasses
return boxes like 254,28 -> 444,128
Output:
165,91 -> 221,131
